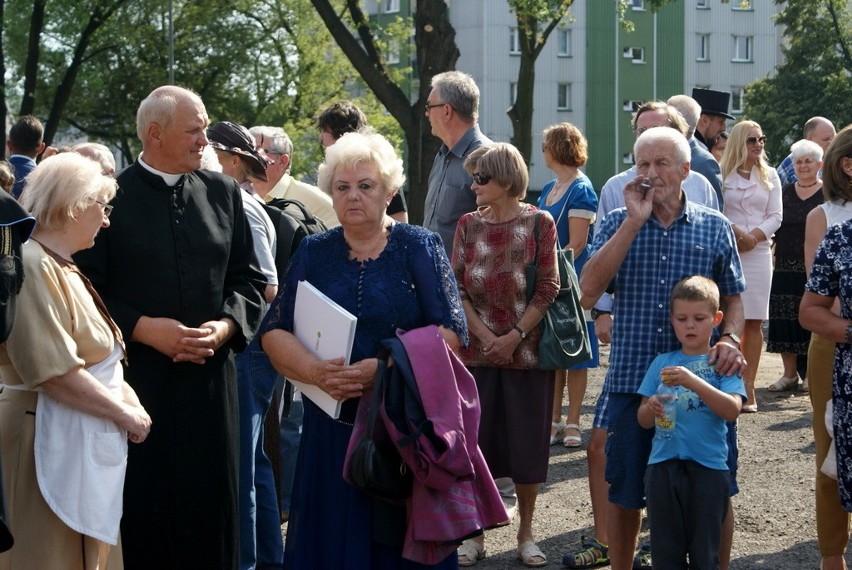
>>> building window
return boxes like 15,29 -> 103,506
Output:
557,28 -> 572,57
696,0 -> 709,7
557,83 -> 572,110
510,82 -> 518,106
623,100 -> 643,112
510,27 -> 521,55
622,47 -> 645,63
696,34 -> 710,61
382,0 -> 400,13
623,152 -> 635,164
732,35 -> 753,62
630,0 -> 646,10
731,0 -> 753,10
731,86 -> 745,113
386,40 -> 400,64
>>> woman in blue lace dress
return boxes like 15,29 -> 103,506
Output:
801,219 -> 852,510
261,131 -> 467,569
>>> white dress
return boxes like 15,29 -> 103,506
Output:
722,167 -> 783,320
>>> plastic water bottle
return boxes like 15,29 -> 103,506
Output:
655,382 -> 678,439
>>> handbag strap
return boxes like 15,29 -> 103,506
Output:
552,179 -> 577,250
365,357 -> 388,436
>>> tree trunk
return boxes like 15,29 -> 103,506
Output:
507,52 -> 536,166
20,0 -> 46,116
42,2 -> 127,145
310,0 -> 458,224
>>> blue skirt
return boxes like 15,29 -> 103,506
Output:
283,398 -> 458,569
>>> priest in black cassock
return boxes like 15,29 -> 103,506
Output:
75,85 -> 266,570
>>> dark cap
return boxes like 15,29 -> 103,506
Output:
691,88 -> 735,121
207,121 -> 269,181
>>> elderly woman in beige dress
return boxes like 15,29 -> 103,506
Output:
0,153 -> 151,570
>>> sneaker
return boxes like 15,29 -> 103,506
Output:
632,543 -> 652,570
562,536 -> 609,569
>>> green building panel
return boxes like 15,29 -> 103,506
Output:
586,1 -> 685,192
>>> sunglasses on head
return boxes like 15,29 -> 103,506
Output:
472,172 -> 492,186
746,135 -> 766,145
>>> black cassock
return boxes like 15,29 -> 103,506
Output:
75,163 -> 265,570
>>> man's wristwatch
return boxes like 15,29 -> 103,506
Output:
590,308 -> 611,321
719,332 -> 741,347
513,325 -> 528,340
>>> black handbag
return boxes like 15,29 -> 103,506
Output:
348,358 -> 412,501
528,210 -> 592,370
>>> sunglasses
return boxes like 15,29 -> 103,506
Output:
746,135 -> 767,145
472,172 -> 492,186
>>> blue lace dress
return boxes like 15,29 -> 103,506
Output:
263,223 -> 467,569
805,220 -> 852,510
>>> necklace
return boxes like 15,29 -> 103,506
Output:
797,179 -> 819,188
737,167 -> 751,174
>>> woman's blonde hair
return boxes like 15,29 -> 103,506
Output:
720,120 -> 772,190
316,131 -> 405,197
464,142 -> 529,200
20,153 -> 117,231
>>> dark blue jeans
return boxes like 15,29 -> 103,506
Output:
236,335 -> 284,570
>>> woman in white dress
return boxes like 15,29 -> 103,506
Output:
719,120 -> 783,412
0,153 -> 151,570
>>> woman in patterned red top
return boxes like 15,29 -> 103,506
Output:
451,142 -> 559,568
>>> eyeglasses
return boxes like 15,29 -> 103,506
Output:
424,102 -> 447,113
746,135 -> 767,145
472,172 -> 492,186
96,200 -> 114,218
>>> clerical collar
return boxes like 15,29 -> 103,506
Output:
138,155 -> 185,186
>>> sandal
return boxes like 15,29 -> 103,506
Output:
768,375 -> 799,392
457,538 -> 486,567
562,536 -> 609,568
632,543 -> 652,570
563,423 -> 583,448
517,540 -> 547,568
550,420 -> 566,445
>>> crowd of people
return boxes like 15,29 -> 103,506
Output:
0,74 -> 848,570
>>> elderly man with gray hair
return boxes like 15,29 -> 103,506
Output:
73,142 -> 117,175
424,70 -> 492,257
578,126 -> 746,570
668,94 -> 724,207
248,125 -> 339,228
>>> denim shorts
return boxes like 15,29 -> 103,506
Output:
726,420 -> 739,496
604,393 -> 654,510
592,391 -> 610,430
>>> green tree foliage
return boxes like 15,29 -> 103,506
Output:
744,0 -> 852,163
1,0 -> 390,174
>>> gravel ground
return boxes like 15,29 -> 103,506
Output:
473,344 -> 836,569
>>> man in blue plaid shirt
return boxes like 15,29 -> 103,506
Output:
579,127 -> 747,570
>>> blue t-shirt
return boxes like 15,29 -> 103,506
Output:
638,351 -> 746,470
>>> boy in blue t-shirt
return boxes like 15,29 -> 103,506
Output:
637,276 -> 746,570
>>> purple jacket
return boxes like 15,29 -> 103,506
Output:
344,325 -> 508,565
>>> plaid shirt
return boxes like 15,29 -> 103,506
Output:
776,154 -> 797,187
590,198 -> 745,394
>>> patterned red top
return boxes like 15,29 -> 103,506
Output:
451,204 -> 559,369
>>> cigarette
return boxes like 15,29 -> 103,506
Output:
641,181 -> 651,189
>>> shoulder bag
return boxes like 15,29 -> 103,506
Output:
528,198 -> 592,370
